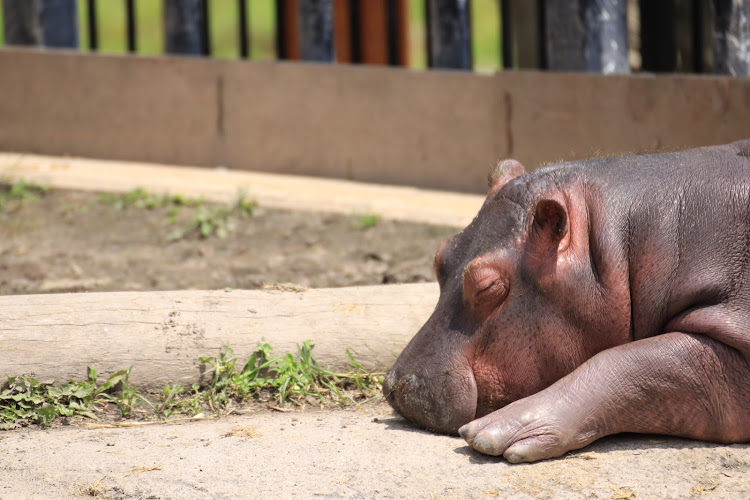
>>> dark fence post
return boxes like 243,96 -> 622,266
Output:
164,0 -> 207,56
126,0 -> 137,53
545,0 -> 629,73
711,0 -> 750,76
502,0 -> 543,69
297,0 -> 335,61
639,0 -> 676,72
426,0 -> 472,70
3,0 -> 78,48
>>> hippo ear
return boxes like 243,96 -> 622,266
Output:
531,199 -> 568,252
488,159 -> 525,197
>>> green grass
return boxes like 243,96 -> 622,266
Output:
96,187 -> 257,240
0,341 -> 384,429
352,213 -> 379,229
0,0 -> 501,71
0,179 -> 49,211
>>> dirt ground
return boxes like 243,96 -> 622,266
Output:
1,402 -> 748,499
1,189 -> 749,499
0,189 -> 455,295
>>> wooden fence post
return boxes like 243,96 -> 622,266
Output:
297,0 -> 335,61
426,0 -> 472,70
2,0 -> 78,48
545,0 -> 629,73
164,0 -> 209,56
711,0 -> 750,76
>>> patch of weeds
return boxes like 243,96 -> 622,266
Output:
193,341 -> 382,411
0,179 -> 49,211
96,187 -> 257,240
93,366 -> 152,418
0,374 -> 95,429
352,213 -> 379,229
0,342 -> 382,429
168,191 -> 257,240
0,366 -> 155,429
96,188 -> 191,211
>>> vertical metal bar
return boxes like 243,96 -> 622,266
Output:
537,0 -> 547,69
87,0 -> 98,51
276,0 -> 288,59
387,0 -> 398,65
164,0 -> 203,55
639,0 -> 676,72
501,0 -> 512,68
426,0 -> 472,70
297,0 -> 335,62
238,0 -> 249,58
711,0 -> 750,76
692,0 -> 705,72
350,0 -> 362,63
200,0 -> 211,56
544,0 -> 628,73
126,0 -> 136,53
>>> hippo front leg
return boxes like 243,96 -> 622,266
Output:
459,332 -> 750,463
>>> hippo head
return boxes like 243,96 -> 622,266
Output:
383,159 -> 627,434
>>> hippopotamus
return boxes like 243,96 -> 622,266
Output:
383,140 -> 750,463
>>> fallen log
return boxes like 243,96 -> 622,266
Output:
0,284 -> 438,390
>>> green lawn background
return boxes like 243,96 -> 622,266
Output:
0,0 -> 501,71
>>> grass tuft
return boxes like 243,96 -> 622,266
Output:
0,180 -> 49,211
352,213 -> 379,229
0,341 -> 383,429
96,187 -> 257,240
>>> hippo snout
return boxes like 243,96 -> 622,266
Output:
384,363 -> 478,435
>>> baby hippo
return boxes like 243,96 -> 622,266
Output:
384,140 -> 750,463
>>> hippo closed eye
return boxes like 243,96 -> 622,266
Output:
384,140 -> 750,463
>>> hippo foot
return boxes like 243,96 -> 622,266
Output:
458,391 -> 593,463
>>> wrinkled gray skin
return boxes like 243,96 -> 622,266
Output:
383,140 -> 750,463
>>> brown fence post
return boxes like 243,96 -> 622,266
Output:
711,0 -> 750,76
2,0 -> 78,48
545,0 -> 629,73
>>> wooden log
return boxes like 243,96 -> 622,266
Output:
0,284 -> 438,390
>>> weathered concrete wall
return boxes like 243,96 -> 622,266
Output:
1,48 -> 748,192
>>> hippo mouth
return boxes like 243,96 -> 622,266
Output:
383,362 -> 478,435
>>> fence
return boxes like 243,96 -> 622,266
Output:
1,0 -> 749,75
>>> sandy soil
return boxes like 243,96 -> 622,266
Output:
0,189 -> 455,295
1,189 -> 749,499
1,402 -> 748,499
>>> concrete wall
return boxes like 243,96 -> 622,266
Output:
1,48 -> 748,193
